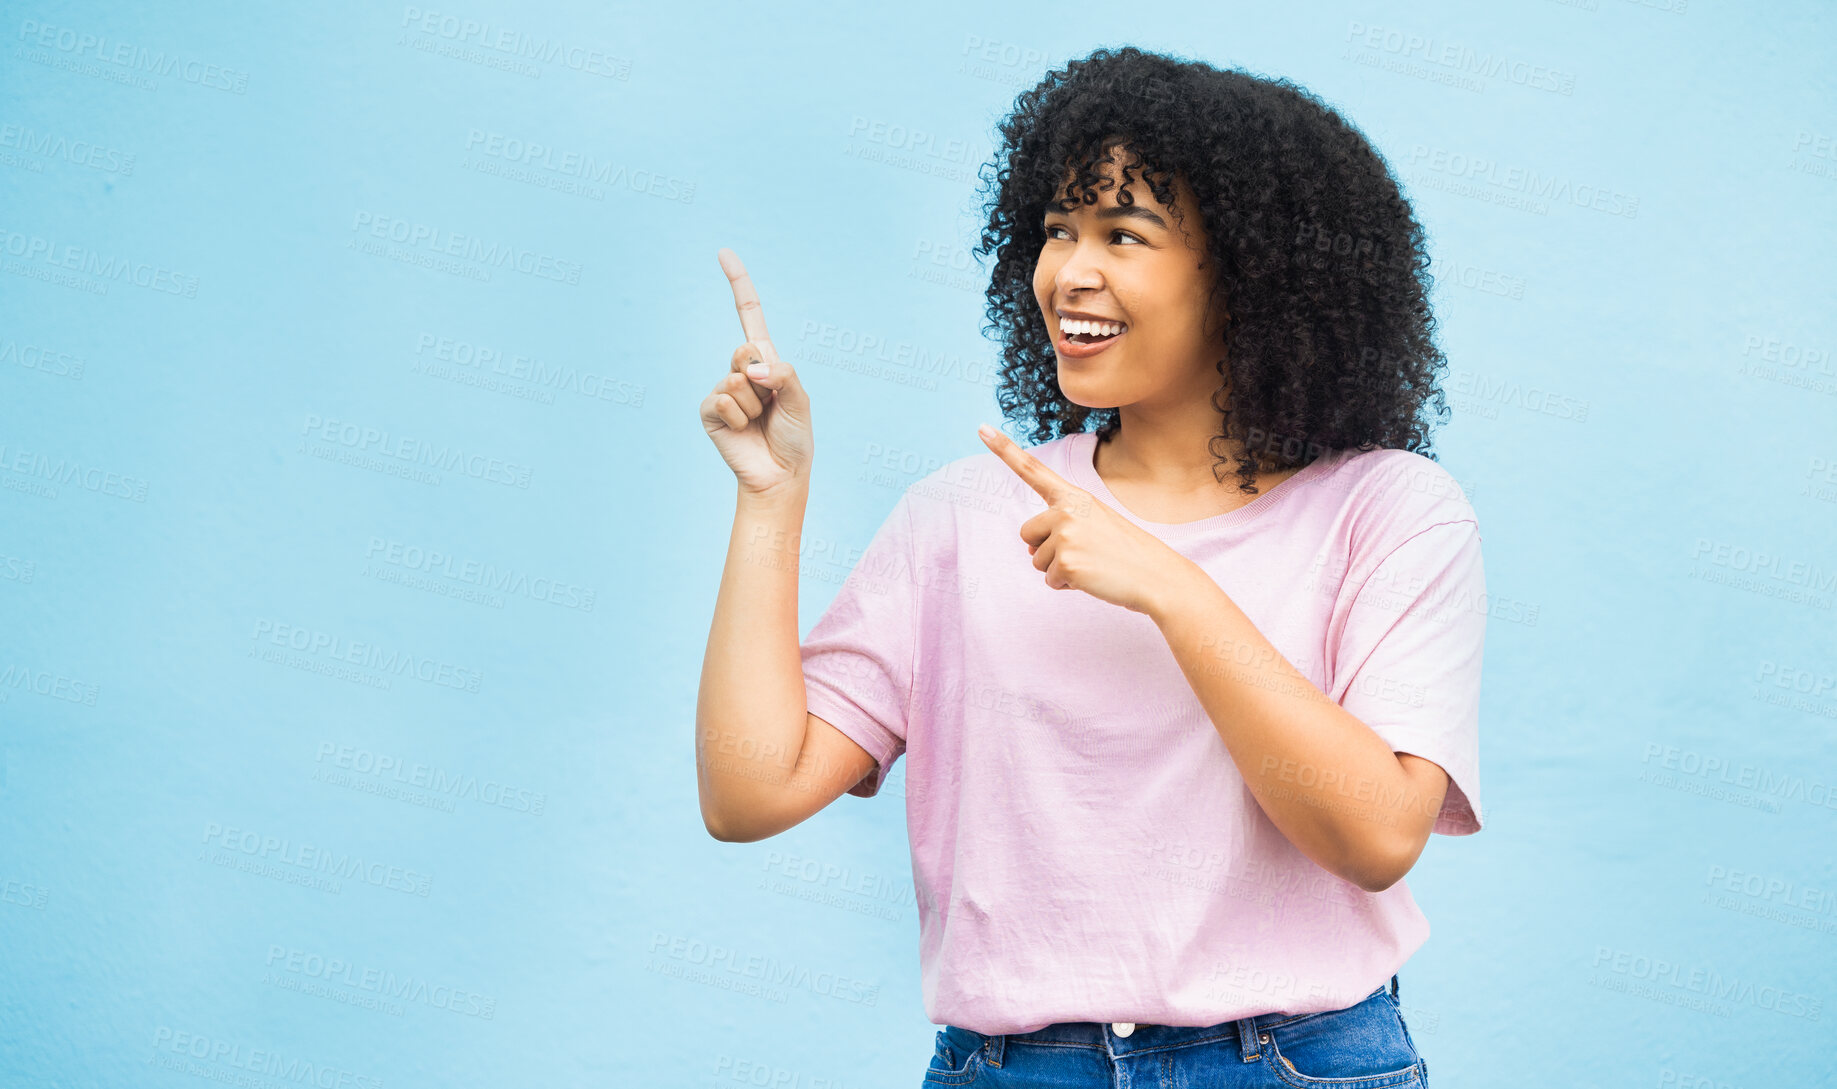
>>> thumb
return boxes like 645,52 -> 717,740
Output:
743,355 -> 811,416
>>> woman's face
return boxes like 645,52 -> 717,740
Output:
1032,146 -> 1225,413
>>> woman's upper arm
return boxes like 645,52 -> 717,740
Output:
800,711 -> 881,801
714,713 -> 879,842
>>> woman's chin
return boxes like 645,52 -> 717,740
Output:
1055,373 -> 1117,410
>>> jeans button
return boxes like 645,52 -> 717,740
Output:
1112,1022 -> 1135,1037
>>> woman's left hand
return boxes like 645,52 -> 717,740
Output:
977,424 -> 1198,616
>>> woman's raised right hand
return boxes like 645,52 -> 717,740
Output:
702,248 -> 814,497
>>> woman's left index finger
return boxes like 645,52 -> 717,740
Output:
978,424 -> 1075,504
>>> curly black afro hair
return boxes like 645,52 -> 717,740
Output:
972,46 -> 1450,494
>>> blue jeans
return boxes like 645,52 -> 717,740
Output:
922,975 -> 1427,1087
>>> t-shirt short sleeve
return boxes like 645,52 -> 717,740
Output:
799,491 -> 919,799
1332,519 -> 1487,836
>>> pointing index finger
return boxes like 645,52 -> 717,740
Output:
717,248 -> 774,346
978,424 -> 1077,505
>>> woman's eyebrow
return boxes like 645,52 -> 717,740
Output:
1045,205 -> 1169,229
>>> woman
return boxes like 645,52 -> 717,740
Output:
697,46 -> 1484,1088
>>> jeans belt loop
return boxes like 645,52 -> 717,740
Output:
1234,1017 -> 1264,1062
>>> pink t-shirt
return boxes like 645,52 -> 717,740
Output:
799,429 -> 1486,1036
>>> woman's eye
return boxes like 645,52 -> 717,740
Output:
1044,225 -> 1141,244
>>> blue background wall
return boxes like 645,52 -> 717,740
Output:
3,0 -> 1834,1084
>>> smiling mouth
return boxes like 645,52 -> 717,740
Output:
1056,326 -> 1127,358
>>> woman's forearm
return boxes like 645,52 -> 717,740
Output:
694,479 -> 814,839
1145,561 -> 1443,892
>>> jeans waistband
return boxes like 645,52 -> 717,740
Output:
981,975 -> 1398,1062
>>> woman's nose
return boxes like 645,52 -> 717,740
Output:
1055,248 -> 1105,292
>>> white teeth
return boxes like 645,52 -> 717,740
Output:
1064,319 -> 1125,337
